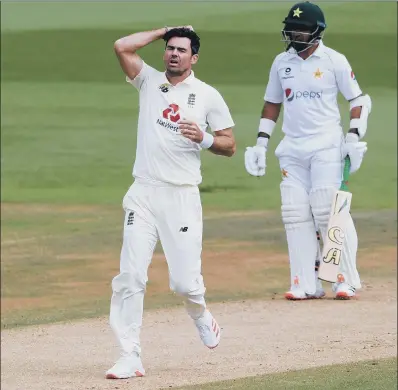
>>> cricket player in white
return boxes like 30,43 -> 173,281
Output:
245,2 -> 371,300
106,26 -> 235,379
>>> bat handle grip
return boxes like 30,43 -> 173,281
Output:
340,156 -> 351,191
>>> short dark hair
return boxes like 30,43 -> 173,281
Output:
163,28 -> 200,55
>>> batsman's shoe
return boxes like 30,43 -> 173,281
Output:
333,282 -> 356,300
105,353 -> 145,379
285,288 -> 325,300
285,288 -> 307,300
194,309 -> 221,349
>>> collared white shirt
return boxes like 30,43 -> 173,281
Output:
126,62 -> 235,186
264,41 -> 362,138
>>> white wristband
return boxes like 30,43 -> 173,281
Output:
200,132 -> 214,149
258,118 -> 276,137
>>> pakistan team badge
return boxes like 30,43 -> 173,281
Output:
313,68 -> 323,79
293,7 -> 303,17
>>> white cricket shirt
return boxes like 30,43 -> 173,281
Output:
126,62 -> 235,186
264,41 -> 362,138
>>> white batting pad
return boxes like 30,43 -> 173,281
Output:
338,215 -> 361,289
309,186 -> 336,239
281,182 -> 318,294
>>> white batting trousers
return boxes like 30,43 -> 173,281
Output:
109,179 -> 206,356
276,131 -> 361,292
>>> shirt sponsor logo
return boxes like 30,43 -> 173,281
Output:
282,67 -> 294,80
162,103 -> 180,122
157,104 -> 181,132
157,118 -> 179,132
285,88 -> 322,102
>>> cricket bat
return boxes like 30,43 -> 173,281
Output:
318,157 -> 352,283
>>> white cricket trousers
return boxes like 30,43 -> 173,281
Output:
275,131 -> 361,293
109,179 -> 206,356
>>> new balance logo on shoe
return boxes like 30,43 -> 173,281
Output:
179,226 -> 188,232
127,212 -> 135,226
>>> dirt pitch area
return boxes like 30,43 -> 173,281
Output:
2,280 -> 396,390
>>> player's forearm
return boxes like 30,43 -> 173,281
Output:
258,102 -> 281,140
255,101 -> 281,147
261,101 -> 281,123
114,28 -> 166,54
347,106 -> 362,137
209,135 -> 236,157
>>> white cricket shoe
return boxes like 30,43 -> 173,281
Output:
194,310 -> 221,349
284,288 -> 325,300
105,353 -> 145,379
285,288 -> 307,300
333,282 -> 356,300
285,273 -> 325,300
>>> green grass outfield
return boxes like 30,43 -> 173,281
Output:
169,357 -> 397,390
1,2 -> 397,211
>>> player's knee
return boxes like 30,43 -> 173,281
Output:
171,278 -> 205,297
280,183 -> 312,225
171,281 -> 193,296
309,186 -> 336,226
112,271 -> 146,297
281,203 -> 312,225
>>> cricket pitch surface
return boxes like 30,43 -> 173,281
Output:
2,281 -> 396,390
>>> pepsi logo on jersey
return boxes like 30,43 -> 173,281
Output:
284,89 -> 323,102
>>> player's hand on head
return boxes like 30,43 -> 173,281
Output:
342,134 -> 368,174
179,119 -> 203,143
168,25 -> 194,31
244,145 -> 267,177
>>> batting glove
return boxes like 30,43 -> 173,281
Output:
245,144 -> 267,177
342,133 -> 368,174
